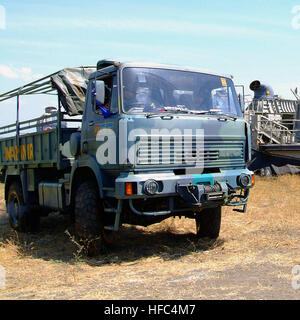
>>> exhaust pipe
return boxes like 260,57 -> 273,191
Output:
250,80 -> 274,99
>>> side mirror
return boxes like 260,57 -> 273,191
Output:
238,93 -> 245,113
235,85 -> 245,113
95,80 -> 105,105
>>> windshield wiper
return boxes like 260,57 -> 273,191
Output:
193,109 -> 222,115
162,106 -> 190,113
146,106 -> 189,118
162,106 -> 211,115
186,110 -> 211,115
146,112 -> 174,118
218,114 -> 237,121
196,109 -> 237,120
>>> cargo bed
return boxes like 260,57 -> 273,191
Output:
0,113 -> 80,171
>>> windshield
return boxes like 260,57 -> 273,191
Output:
122,67 -> 242,117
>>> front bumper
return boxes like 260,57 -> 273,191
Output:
114,169 -> 253,213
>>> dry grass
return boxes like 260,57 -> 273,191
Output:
0,175 -> 300,299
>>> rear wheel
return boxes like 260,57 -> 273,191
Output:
7,181 -> 40,233
74,180 -> 110,256
195,206 -> 221,239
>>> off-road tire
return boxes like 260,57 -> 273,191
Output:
7,181 -> 40,233
195,206 -> 221,239
74,180 -> 108,256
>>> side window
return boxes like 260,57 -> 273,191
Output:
110,76 -> 118,114
93,75 -> 118,115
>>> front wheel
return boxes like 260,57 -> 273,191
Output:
74,180 -> 110,256
195,206 -> 222,239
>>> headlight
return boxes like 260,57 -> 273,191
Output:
143,180 -> 159,195
238,174 -> 251,187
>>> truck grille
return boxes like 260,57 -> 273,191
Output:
135,136 -> 245,168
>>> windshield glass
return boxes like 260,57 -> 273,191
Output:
122,67 -> 242,117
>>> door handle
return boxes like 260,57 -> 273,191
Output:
82,141 -> 88,153
89,121 -> 94,126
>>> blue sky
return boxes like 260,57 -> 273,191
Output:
0,0 -> 299,125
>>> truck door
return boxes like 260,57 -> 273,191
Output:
82,73 -> 119,167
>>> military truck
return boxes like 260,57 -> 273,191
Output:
0,60 -> 254,255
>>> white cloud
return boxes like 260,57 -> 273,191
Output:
10,16 -> 296,40
61,18 -> 290,39
0,65 -> 18,78
0,65 -> 43,81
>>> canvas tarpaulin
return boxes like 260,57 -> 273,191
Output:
51,67 -> 96,115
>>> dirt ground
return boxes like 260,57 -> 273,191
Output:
0,175 -> 300,300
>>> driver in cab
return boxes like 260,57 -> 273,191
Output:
123,75 -> 163,113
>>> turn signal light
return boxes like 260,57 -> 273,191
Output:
125,182 -> 133,195
251,174 -> 255,186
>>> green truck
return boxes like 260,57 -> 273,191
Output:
0,60 -> 254,255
